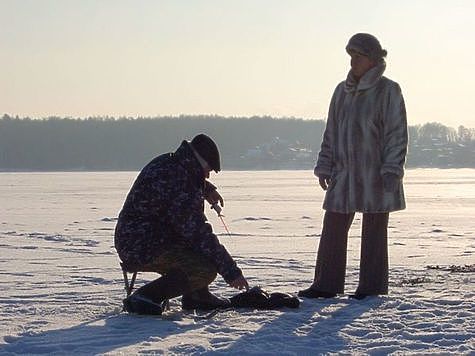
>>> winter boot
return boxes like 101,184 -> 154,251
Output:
123,293 -> 166,315
298,286 -> 336,299
181,286 -> 231,310
123,269 -> 189,315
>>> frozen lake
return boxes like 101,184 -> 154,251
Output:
0,169 -> 474,354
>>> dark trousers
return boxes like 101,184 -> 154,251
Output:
143,246 -> 218,292
313,211 -> 389,294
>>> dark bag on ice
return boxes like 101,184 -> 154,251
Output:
230,286 -> 300,310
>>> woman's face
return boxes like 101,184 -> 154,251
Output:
349,50 -> 376,79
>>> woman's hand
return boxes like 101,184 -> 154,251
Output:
318,174 -> 331,190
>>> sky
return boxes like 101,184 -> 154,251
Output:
1,0 -> 474,128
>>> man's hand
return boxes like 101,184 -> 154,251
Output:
205,189 -> 224,207
318,174 -> 331,191
229,275 -> 249,291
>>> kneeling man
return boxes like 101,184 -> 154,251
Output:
115,133 -> 248,314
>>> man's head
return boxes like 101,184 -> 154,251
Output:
190,133 -> 221,174
346,33 -> 387,79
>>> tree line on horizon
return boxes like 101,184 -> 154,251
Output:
0,114 -> 474,171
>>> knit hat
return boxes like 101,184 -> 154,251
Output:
191,133 -> 221,172
345,33 -> 387,61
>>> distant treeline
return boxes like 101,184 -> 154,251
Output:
0,114 -> 474,170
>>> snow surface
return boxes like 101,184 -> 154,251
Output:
0,169 -> 474,355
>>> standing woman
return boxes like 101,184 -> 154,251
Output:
299,33 -> 408,299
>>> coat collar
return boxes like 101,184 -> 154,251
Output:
174,140 -> 205,181
344,61 -> 386,94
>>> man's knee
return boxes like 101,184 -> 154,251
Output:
187,263 -> 217,290
154,248 -> 218,289
200,265 -> 218,286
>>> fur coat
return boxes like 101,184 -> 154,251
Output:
315,62 -> 408,213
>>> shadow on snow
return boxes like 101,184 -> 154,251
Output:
0,298 -> 382,354
215,297 -> 383,354
0,311 -> 202,355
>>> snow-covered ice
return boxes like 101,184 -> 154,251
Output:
0,169 -> 474,355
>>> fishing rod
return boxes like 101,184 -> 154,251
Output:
211,202 -> 232,237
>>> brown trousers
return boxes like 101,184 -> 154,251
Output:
313,211 -> 389,295
143,247 -> 218,291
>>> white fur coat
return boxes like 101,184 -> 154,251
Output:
315,62 -> 408,213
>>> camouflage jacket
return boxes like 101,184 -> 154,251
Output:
114,140 -> 242,284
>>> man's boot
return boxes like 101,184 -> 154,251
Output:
123,269 -> 189,315
181,286 -> 231,310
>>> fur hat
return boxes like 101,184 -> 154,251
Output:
191,134 -> 221,172
346,33 -> 387,61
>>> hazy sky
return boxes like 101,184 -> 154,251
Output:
1,0 -> 474,128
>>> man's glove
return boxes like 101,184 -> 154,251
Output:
205,188 -> 224,207
383,173 -> 400,192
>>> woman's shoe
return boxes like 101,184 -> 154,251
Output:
297,287 -> 336,299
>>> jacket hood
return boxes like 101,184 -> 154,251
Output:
174,140 -> 205,182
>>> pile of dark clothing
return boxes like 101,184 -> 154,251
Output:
230,286 -> 299,310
